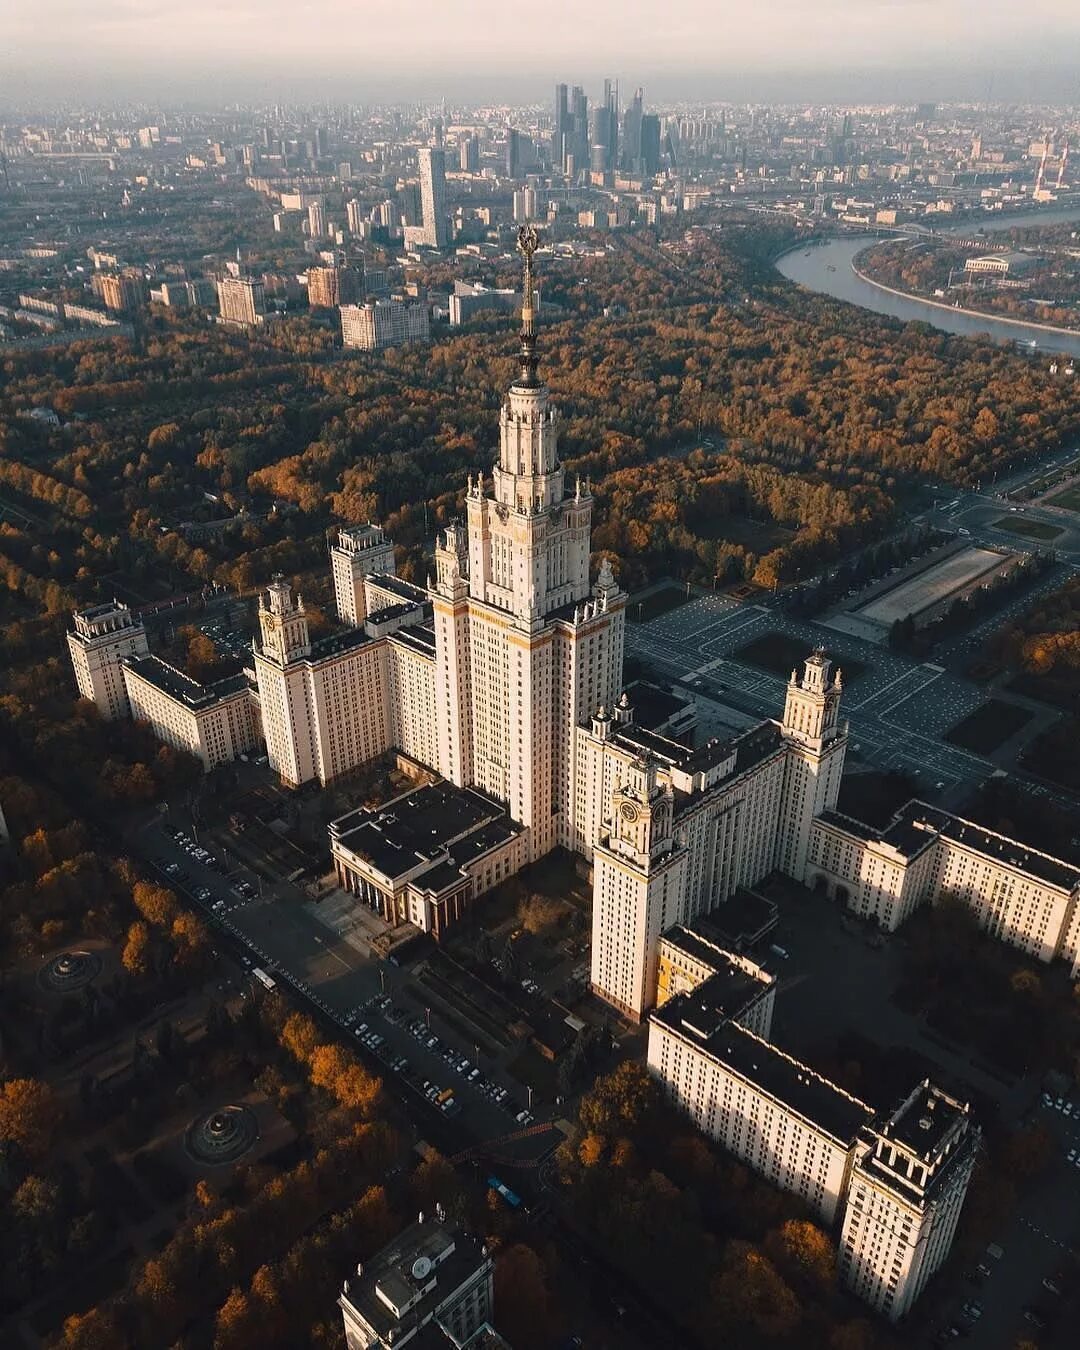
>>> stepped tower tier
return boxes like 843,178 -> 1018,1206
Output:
466,225 -> 594,631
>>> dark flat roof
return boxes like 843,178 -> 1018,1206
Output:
898,802 -> 1080,892
331,782 -> 507,882
392,625 -> 437,657
368,573 -> 430,605
695,890 -> 779,950
623,679 -> 693,732
661,935 -> 772,1019
124,655 -> 247,711
366,601 -> 423,626
309,627 -> 373,661
614,723 -> 694,766
884,1082 -> 966,1162
653,998 -> 874,1145
826,799 -> 1080,890
339,1218 -> 487,1346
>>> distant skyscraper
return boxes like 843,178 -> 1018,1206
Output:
217,275 -> 265,328
418,146 -> 450,248
308,264 -> 361,309
568,85 -> 588,176
308,200 -> 326,238
640,114 -> 661,176
622,87 -> 644,173
460,136 -> 479,173
506,128 -> 536,178
346,198 -> 363,235
553,83 -> 569,166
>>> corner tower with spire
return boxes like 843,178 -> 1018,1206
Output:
432,225 -> 627,857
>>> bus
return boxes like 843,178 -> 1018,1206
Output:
253,967 -> 277,990
487,1176 -> 522,1209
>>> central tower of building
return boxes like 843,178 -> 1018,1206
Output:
432,225 -> 626,858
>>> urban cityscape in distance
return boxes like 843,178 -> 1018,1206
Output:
3,5 -> 1080,1349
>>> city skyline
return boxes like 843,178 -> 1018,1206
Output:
4,1 -> 1080,103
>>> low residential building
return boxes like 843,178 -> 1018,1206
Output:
807,803 -> 1080,970
122,656 -> 258,771
339,1212 -> 506,1349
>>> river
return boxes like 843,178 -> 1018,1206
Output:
775,203 -> 1080,358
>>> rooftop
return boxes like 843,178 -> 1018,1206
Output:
653,997 -> 874,1145
882,1080 -> 968,1163
367,573 -> 430,605
339,1215 -> 491,1347
123,655 -> 247,711
661,929 -> 774,1018
900,802 -> 1080,893
366,600 -> 424,627
694,890 -> 779,951
623,679 -> 695,734
330,781 -> 510,882
308,627 -> 373,662
392,624 -> 437,657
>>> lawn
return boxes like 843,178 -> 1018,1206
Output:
1047,482 -> 1080,514
992,515 -> 1064,542
943,698 -> 1034,754
732,631 -> 867,684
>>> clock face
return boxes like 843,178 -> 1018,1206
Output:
619,801 -> 639,823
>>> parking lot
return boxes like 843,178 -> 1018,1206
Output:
137,818 -> 564,1169
928,1088 -> 1079,1350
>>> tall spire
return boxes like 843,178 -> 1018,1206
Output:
515,223 -> 541,389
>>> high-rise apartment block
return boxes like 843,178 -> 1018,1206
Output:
330,523 -> 397,625
308,264 -> 362,309
338,1212 -> 507,1349
67,601 -> 150,720
340,299 -> 430,351
217,275 -> 265,327
418,147 -> 450,248
100,270 -> 147,313
308,199 -> 327,238
513,187 -> 540,222
459,136 -> 479,173
346,199 -> 364,235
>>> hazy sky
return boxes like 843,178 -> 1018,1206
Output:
3,0 -> 1080,103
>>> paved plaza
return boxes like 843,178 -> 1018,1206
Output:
629,593 -> 995,802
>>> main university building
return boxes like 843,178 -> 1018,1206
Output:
68,231 -> 1080,1320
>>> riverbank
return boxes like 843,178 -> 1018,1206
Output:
851,246 -> 1080,344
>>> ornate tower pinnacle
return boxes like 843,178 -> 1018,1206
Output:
515,223 -> 541,389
